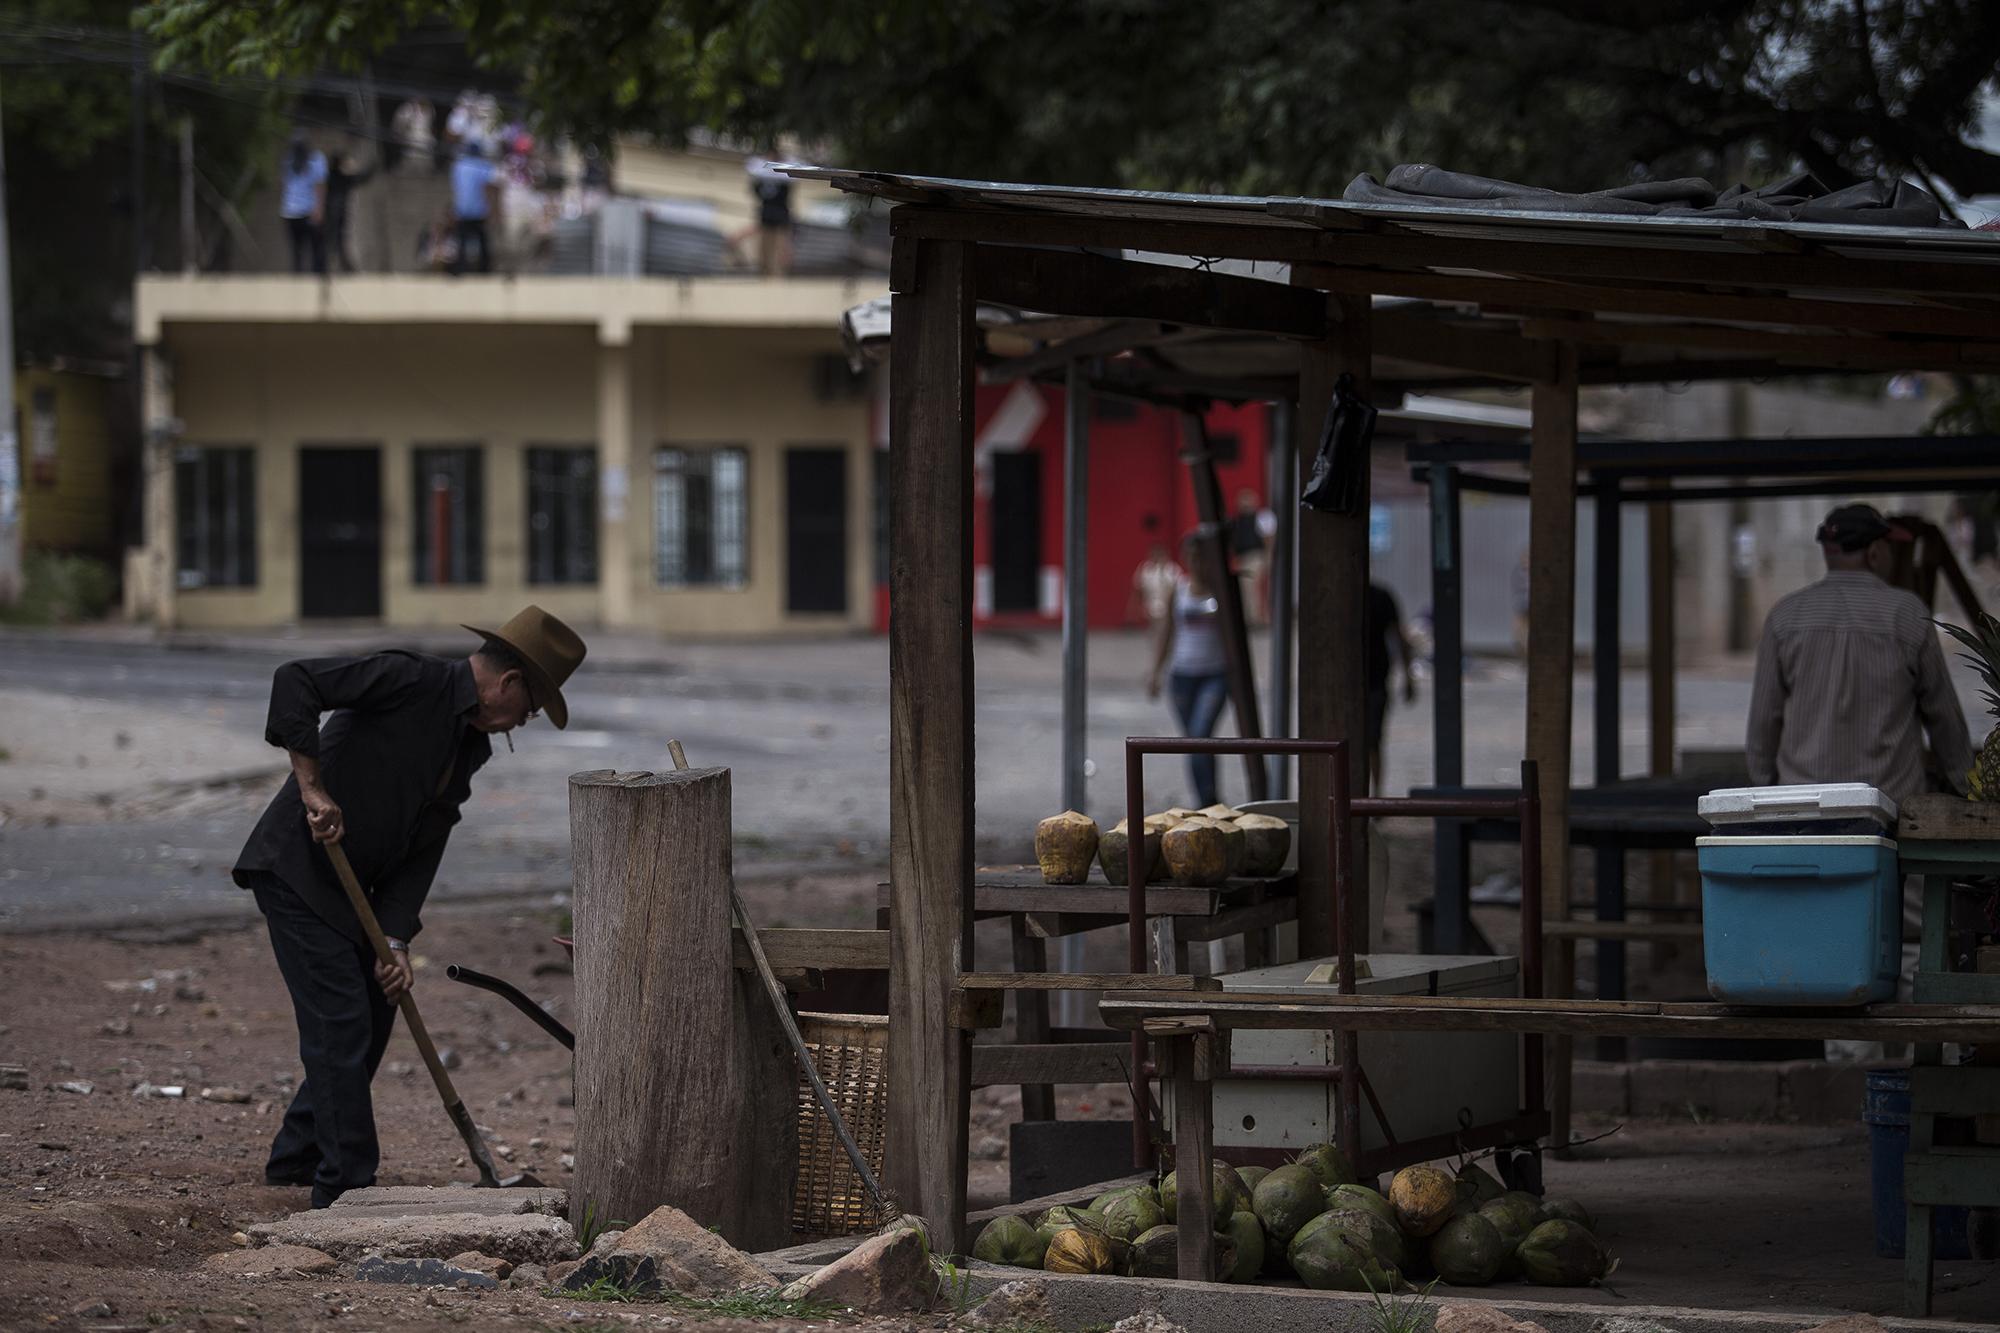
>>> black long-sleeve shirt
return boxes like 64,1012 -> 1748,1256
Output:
233,651 -> 491,943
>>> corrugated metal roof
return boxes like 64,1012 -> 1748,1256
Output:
781,166 -> 2000,269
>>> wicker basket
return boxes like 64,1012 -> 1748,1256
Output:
792,1011 -> 891,1238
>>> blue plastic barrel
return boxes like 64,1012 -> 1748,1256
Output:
1864,1068 -> 1970,1259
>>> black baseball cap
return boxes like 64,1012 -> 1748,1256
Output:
1816,503 -> 1911,552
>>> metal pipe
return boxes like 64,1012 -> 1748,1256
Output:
1058,359 -> 1092,1028
1126,736 -> 1150,1168
1519,759 -> 1546,1120
1268,399 -> 1298,797
1328,749 -> 1362,1159
445,964 -> 576,1050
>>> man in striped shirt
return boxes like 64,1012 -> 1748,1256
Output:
1747,504 -> 1972,803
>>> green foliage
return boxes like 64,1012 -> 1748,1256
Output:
139,0 -> 2000,199
557,1275 -> 641,1303
0,553 -> 118,626
570,1198 -> 629,1253
1362,1274 -> 1437,1333
663,1290 -> 840,1318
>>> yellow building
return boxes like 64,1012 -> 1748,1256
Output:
130,275 -> 881,635
14,364 -> 119,555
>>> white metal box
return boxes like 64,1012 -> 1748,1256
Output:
1164,954 -> 1521,1157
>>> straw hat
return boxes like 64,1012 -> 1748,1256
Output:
461,605 -> 586,729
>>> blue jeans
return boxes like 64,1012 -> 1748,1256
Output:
1168,671 -> 1230,807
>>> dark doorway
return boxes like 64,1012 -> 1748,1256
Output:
990,450 -> 1042,614
299,446 -> 382,619
785,447 -> 848,614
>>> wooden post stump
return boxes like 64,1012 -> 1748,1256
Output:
569,767 -> 795,1249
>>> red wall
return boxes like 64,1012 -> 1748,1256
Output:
874,383 -> 1273,630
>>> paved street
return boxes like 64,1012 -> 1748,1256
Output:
0,624 -> 1986,931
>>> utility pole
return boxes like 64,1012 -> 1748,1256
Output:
0,76 -> 21,605
179,118 -> 196,274
131,47 -> 148,273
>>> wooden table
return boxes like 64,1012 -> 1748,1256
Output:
883,865 -> 1297,1117
1100,987 -> 2000,1283
1898,794 -> 2000,1316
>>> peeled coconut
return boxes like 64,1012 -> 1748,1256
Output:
1429,1211 -> 1507,1286
1233,812 -> 1292,876
1388,1165 -> 1459,1238
1208,819 -> 1248,877
1034,811 -> 1099,884
1198,803 -> 1240,821
1097,818 -> 1163,886
1161,819 -> 1230,885
971,1214 -> 1047,1269
1043,1226 -> 1116,1274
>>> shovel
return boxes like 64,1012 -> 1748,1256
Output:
325,839 -> 540,1189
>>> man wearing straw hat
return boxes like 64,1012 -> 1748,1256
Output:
232,606 -> 586,1206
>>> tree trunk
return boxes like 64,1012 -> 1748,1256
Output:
569,767 -> 795,1249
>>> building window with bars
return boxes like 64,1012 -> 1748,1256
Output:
526,446 -> 599,585
411,446 -> 484,585
654,446 -> 747,588
174,446 -> 257,589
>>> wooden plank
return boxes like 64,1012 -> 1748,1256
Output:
887,233 -> 977,1254
970,1043 -> 1134,1088
1172,1034 -> 1217,1281
1900,794 -> 2000,843
1911,1065 -> 2000,1116
1904,1152 -> 2000,1206
1175,895 -> 1299,944
1646,484 -> 1681,968
1096,993 -> 2000,1043
970,244 -> 1328,338
1306,267 -> 2000,340
950,988 -> 1005,1031
1517,316 -> 2000,373
1373,309 -> 1557,383
1527,341 -> 1581,1153
1011,920 -> 1056,1121
957,972 -> 1226,992
730,928 -> 890,972
1913,972 -> 2000,1006
1541,920 -> 1702,941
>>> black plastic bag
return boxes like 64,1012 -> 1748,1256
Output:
1301,372 -> 1377,515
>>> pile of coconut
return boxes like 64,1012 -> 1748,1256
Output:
970,1146 -> 1615,1291
1034,805 -> 1291,886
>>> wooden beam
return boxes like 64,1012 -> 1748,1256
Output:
1646,481 -> 1680,968
896,208 -> 2000,300
971,245 -> 1328,338
956,972 -> 1225,991
1519,317 -> 2000,372
1307,266 -> 2000,341
1526,341 -> 1581,1154
1372,309 -> 1555,382
887,233 -> 976,1254
730,927 -> 890,973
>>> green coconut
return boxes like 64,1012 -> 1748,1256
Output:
1236,1164 -> 1272,1195
1223,1209 -> 1265,1282
1518,1219 -> 1614,1287
1540,1198 -> 1594,1232
1456,1160 -> 1507,1205
1033,1205 -> 1093,1248
1289,1210 -> 1402,1292
1500,1191 -> 1546,1220
1126,1224 -> 1179,1278
1478,1195 -> 1540,1247
1252,1163 -> 1329,1246
1330,1184 -> 1398,1232
971,1215 -> 1047,1269
1088,1184 -> 1154,1216
1294,1142 -> 1358,1190
1161,1162 -> 1245,1224
1323,1206 -> 1409,1271
1429,1212 -> 1508,1286
1097,1191 -> 1167,1244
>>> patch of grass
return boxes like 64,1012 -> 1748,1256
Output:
662,1291 -> 843,1319
1361,1274 -> 1437,1333
0,552 -> 117,626
557,1276 -> 642,1303
572,1197 -> 629,1252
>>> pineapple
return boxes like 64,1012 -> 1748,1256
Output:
1941,612 -> 2000,801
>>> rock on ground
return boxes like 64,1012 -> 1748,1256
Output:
249,1196 -> 576,1267
780,1226 -> 933,1315
446,1250 -> 514,1280
1109,1313 -> 1189,1333
200,1244 -> 338,1278
558,1204 -> 776,1298
1800,1319 -> 1888,1333
1437,1303 -> 1553,1333
962,1279 -> 1052,1327
355,1255 -> 501,1290
328,1185 -> 567,1217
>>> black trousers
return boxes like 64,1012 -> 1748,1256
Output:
252,874 -> 397,1207
286,217 -> 326,275
449,218 -> 491,274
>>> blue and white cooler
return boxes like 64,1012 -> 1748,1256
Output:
1696,783 -> 1901,1005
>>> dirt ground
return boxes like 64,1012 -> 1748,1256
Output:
5,881 -> 1999,1330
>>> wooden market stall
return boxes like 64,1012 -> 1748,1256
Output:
784,166 -> 2000,1266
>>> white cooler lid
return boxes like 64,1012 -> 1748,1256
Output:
1697,782 -> 1897,826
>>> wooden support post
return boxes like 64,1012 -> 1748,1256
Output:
1646,484 -> 1679,967
1527,342 -> 1580,1153
1429,462 -> 1471,953
1295,292 -> 1370,959
569,767 -> 796,1249
1167,1031 -> 1217,1281
888,234 -> 976,1254
1010,919 -> 1056,1120
1591,473 -> 1626,1058
595,335 -> 634,627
